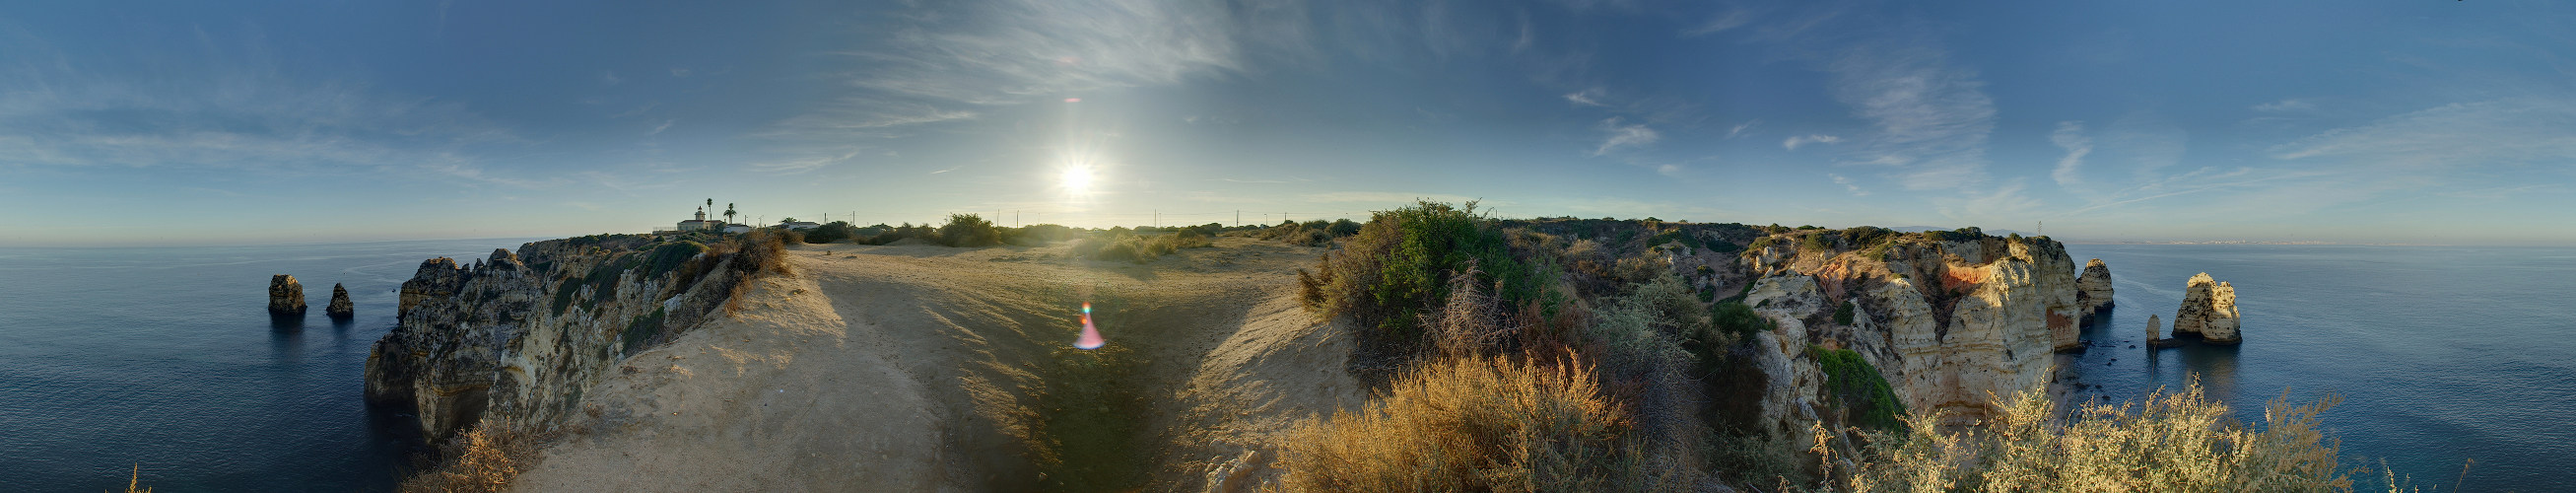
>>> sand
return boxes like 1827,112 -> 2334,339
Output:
508,238 -> 1364,492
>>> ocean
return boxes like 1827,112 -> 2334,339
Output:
2061,244 -> 2576,491
0,239 -> 540,491
1,240 -> 2567,490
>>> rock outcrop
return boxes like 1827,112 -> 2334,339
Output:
2075,258 -> 2114,320
326,283 -> 355,319
268,274 -> 307,317
2145,315 -> 2162,344
1732,232 -> 2083,427
2171,272 -> 2242,343
366,236 -> 756,442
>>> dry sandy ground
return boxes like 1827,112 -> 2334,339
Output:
509,238 -> 1365,492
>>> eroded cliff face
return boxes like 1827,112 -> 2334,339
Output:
1732,232 -> 2082,427
365,237 -> 750,442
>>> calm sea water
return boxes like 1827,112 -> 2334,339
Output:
0,239 -> 539,492
4,241 -> 2568,490
2061,244 -> 2576,491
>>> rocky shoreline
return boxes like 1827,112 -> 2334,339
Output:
364,234 -> 769,442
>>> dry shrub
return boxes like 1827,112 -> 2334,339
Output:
1834,381 -> 2351,492
399,420 -> 546,493
1272,355 -> 1685,492
118,464 -> 151,493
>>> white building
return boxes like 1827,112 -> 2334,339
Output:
676,207 -> 723,232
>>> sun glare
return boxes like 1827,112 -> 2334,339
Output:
1060,166 -> 1094,194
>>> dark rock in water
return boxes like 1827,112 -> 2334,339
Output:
327,283 -> 355,319
268,274 -> 307,317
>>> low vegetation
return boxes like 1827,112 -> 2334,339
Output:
1071,229 -> 1213,263
398,421 -> 546,493
1273,356 -> 1686,492
1832,383 -> 2350,492
1272,203 -> 2362,491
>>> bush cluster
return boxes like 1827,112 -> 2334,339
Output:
935,213 -> 1001,247
1071,229 -> 1213,263
1298,201 -> 1549,344
1274,356 -> 1687,492
1260,218 -> 1362,246
1834,382 -> 2350,491
1809,346 -> 1907,432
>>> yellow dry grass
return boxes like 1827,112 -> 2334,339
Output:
399,421 -> 544,493
1271,354 -> 1681,492
1833,380 -> 2351,492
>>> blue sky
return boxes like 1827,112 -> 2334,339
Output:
3,0 -> 2572,246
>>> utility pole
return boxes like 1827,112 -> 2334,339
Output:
1015,210 -> 1021,227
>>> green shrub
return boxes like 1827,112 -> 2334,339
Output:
1834,300 -> 1856,325
1808,346 -> 1906,432
938,214 -> 1001,246
644,241 -> 708,277
801,221 -> 858,244
1709,301 -> 1772,339
1003,223 -> 1080,246
1298,201 -> 1546,340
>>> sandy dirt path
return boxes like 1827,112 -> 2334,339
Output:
509,238 -> 1364,492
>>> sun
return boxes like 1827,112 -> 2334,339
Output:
1060,166 -> 1094,194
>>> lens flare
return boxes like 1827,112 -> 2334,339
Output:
1074,302 -> 1104,350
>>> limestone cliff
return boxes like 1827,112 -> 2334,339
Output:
365,236 -> 760,441
2172,272 -> 2242,343
2076,258 -> 2113,321
1731,230 -> 2082,426
268,274 -> 307,317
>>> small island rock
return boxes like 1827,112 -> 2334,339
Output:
2145,314 -> 2162,343
268,274 -> 307,317
2076,258 -> 2115,317
327,283 -> 355,319
2171,272 -> 2242,343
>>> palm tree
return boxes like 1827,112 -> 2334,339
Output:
724,203 -> 738,225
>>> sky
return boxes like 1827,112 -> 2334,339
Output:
3,0 -> 2573,246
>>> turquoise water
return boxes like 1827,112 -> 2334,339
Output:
0,239 -> 538,491
2061,244 -> 2576,491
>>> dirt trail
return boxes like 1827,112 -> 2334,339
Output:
510,238 -> 1364,492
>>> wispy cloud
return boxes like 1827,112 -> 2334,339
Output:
1728,119 -> 1759,139
2271,99 -> 2576,168
1829,173 -> 1868,196
0,34 -> 520,185
2252,99 -> 2314,112
647,119 -> 676,135
1782,134 -> 1839,150
1593,117 -> 1660,155
2049,120 -> 2091,187
1564,87 -> 1607,106
1681,8 -> 1753,36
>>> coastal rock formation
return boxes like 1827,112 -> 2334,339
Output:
326,284 -> 355,319
2145,315 -> 2162,344
2171,272 -> 2243,343
366,237 -> 757,441
1737,232 -> 2083,426
267,275 -> 307,317
2075,258 -> 2114,320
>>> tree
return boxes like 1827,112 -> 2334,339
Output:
780,217 -> 799,224
724,203 -> 738,225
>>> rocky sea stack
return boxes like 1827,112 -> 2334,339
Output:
2171,272 -> 2242,343
326,283 -> 355,319
267,274 -> 307,317
2075,258 -> 2114,320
